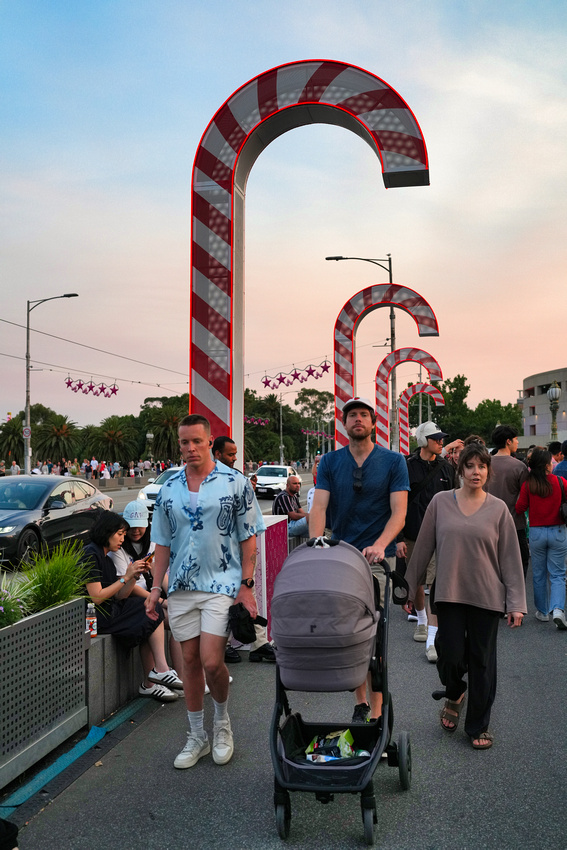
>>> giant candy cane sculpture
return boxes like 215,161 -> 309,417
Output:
190,59 -> 430,454
375,349 -> 443,448
334,287 -> 438,448
398,383 -> 445,455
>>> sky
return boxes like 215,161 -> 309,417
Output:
1,0 -> 566,428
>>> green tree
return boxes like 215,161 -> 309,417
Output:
470,400 -> 523,445
0,415 -> 25,466
92,416 -> 139,463
428,374 -> 473,441
294,388 -> 334,421
146,403 -> 185,461
33,415 -> 79,462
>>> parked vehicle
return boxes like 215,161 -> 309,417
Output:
0,476 -> 113,566
137,466 -> 184,512
253,465 -> 297,499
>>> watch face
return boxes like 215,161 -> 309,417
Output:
242,578 -> 254,588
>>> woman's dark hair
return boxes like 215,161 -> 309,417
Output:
122,524 -> 151,559
457,443 -> 493,481
90,510 -> 128,548
464,434 -> 485,446
527,447 -> 553,497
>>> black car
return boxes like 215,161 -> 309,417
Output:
0,475 -> 113,565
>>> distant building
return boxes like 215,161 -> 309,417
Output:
519,368 -> 567,445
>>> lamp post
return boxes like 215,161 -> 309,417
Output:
547,381 -> 561,442
25,293 -> 79,474
325,255 -> 396,446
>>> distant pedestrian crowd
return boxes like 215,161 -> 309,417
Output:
0,457 -> 180,478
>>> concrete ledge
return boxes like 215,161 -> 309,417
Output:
85,634 -> 144,726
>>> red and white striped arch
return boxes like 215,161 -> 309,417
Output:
190,59 -> 429,450
334,286 -> 438,448
398,383 -> 445,456
375,349 -> 443,448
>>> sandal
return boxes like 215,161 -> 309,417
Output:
439,697 -> 465,732
470,731 -> 494,750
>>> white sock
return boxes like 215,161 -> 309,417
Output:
213,698 -> 229,724
187,710 -> 206,738
416,608 -> 428,626
426,625 -> 438,649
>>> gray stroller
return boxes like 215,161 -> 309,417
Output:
269,539 -> 411,846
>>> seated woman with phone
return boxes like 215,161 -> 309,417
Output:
83,508 -> 182,702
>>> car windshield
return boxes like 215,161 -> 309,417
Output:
0,480 -> 53,511
153,468 -> 183,486
256,467 -> 287,478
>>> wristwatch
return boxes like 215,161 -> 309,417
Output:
241,578 -> 255,588
118,577 -> 126,584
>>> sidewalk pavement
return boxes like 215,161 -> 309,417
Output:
9,581 -> 566,850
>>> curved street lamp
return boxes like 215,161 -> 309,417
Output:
325,255 -> 396,446
25,293 -> 79,474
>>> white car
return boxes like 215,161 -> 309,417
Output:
137,466 -> 184,512
252,465 -> 297,499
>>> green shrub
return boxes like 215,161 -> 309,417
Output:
0,572 -> 30,628
19,541 -> 89,614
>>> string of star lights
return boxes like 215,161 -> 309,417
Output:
244,416 -> 269,426
301,428 -> 333,439
261,360 -> 331,390
65,376 -> 119,397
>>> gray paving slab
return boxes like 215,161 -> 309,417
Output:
14,589 -> 567,850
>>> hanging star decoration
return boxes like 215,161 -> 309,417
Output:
66,377 -> 119,397
261,360 -> 331,390
244,416 -> 269,426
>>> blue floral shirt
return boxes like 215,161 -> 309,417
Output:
151,463 -> 265,598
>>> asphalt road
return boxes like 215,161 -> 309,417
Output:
12,569 -> 567,850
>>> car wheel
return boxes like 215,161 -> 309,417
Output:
17,528 -> 41,565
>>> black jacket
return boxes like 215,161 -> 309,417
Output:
401,451 -> 455,541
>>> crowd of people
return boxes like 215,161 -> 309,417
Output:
0,457 -> 179,478
74,400 -> 565,777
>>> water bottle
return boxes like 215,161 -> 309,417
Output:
86,602 -> 97,637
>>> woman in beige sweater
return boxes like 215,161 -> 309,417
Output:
405,443 -> 526,750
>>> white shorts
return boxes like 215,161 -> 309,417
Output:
167,590 -> 232,641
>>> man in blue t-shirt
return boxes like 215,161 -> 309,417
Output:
309,397 -> 409,723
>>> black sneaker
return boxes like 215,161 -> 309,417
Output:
351,702 -> 370,723
249,643 -> 276,663
224,645 -> 242,664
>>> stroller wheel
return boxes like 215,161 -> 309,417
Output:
361,805 -> 376,845
275,799 -> 291,840
398,731 -> 412,790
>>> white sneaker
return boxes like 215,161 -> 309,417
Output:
204,675 -> 233,695
212,719 -> 234,765
552,608 -> 567,630
174,732 -> 210,769
139,682 -> 178,702
413,623 -> 427,642
148,667 -> 183,690
535,610 -> 549,622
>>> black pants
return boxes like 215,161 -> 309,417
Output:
517,529 -> 530,578
435,602 -> 500,738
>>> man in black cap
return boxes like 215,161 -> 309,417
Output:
310,397 -> 409,721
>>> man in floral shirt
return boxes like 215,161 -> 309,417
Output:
147,414 -> 264,770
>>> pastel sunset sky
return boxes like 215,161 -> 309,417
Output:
1,1 -> 566,426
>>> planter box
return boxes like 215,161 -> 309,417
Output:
0,599 -> 87,790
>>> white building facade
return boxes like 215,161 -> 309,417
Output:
521,368 -> 567,445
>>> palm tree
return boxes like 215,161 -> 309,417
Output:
92,416 -> 139,463
146,403 -> 185,462
34,415 -> 79,462
0,415 -> 25,467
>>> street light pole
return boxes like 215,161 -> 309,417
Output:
25,293 -> 79,474
325,255 -> 396,447
547,381 -> 561,442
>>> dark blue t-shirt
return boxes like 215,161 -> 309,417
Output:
315,445 -> 409,556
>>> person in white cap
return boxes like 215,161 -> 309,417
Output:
397,422 -> 456,662
109,500 -> 184,699
309,397 -> 409,723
